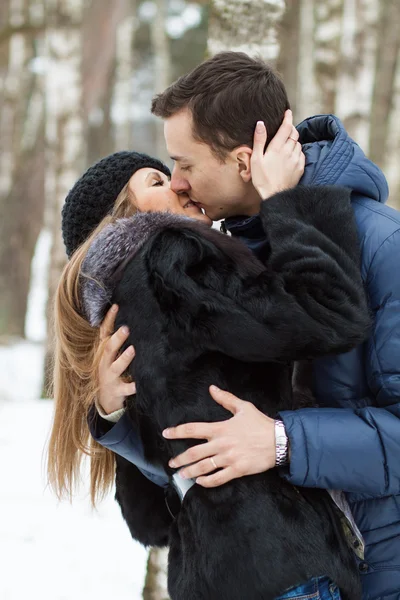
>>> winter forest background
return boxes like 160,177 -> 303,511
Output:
1,0 -> 399,598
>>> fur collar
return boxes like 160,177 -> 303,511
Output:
81,211 -> 194,327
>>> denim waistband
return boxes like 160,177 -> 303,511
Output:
276,576 -> 339,599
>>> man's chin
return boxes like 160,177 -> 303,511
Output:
203,208 -> 221,222
201,205 -> 232,222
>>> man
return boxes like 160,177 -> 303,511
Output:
90,53 -> 400,598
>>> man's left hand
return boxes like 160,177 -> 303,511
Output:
162,385 -> 277,487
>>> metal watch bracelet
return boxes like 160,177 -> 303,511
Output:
274,419 -> 289,466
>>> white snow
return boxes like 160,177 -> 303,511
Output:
0,233 -> 149,599
0,374 -> 149,600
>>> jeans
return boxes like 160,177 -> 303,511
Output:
275,576 -> 341,600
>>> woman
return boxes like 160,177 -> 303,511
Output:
49,150 -> 368,600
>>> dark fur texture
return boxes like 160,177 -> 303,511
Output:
87,187 -> 370,600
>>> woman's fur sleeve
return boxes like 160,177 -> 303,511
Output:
144,186 -> 370,362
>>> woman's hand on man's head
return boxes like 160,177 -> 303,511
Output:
251,109 -> 305,200
97,305 -> 136,415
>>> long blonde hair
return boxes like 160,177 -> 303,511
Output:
48,183 -> 136,506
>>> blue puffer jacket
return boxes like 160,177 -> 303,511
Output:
228,115 -> 400,600
91,115 -> 400,599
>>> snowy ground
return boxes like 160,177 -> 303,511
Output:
0,341 -> 148,600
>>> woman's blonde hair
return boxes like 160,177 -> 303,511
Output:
48,182 -> 136,506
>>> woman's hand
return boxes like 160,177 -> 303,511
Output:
97,305 -> 136,415
251,109 -> 305,200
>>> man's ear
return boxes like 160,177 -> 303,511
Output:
235,146 -> 253,183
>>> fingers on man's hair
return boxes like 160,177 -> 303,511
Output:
290,126 -> 299,142
270,114 -> 293,151
253,121 -> 267,160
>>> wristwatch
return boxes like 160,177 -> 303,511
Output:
274,420 -> 289,466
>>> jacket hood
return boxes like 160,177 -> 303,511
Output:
298,114 -> 388,203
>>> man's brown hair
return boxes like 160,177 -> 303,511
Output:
151,51 -> 290,160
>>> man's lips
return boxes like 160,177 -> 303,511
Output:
183,199 -> 203,210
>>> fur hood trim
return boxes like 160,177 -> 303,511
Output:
81,211 -> 194,327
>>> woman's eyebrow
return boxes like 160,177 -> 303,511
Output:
170,155 -> 188,162
144,171 -> 163,182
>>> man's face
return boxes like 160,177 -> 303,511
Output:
164,109 -> 258,221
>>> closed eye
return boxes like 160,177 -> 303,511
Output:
152,179 -> 164,187
180,166 -> 192,172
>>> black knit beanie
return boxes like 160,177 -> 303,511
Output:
62,151 -> 171,258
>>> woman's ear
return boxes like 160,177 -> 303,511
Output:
235,146 -> 253,183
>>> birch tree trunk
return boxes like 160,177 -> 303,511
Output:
0,0 -> 46,339
277,0 -> 301,118
150,0 -> 170,162
42,0 -> 85,393
113,8 -> 136,151
142,547 -> 170,600
311,0 -> 343,118
294,0 -> 322,121
369,0 -> 400,172
208,0 -> 286,62
383,46 -> 400,209
82,0 -> 130,164
142,3 -> 172,593
334,0 -> 379,150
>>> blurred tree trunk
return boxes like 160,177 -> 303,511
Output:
142,547 -> 169,600
0,0 -> 46,339
369,0 -> 400,182
82,0 -> 132,165
312,0 -> 343,118
42,0 -> 85,394
334,0 -> 379,150
143,4 -> 172,594
383,44 -> 400,209
208,0 -> 286,62
295,0 -> 321,121
277,0 -> 301,119
151,0 -> 170,162
113,6 -> 136,152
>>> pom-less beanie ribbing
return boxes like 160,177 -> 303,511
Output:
61,151 -> 171,258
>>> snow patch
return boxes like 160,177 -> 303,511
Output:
0,399 -> 149,600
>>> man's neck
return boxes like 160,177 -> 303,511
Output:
232,190 -> 262,217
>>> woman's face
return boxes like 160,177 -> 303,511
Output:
128,168 -> 212,226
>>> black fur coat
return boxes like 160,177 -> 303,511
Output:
82,186 -> 370,600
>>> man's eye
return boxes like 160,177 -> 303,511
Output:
181,166 -> 191,172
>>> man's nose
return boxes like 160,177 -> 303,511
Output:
170,168 -> 191,194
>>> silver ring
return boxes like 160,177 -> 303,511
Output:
289,136 -> 298,143
210,457 -> 218,470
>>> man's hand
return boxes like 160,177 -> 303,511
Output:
251,109 -> 305,200
163,386 -> 277,487
97,304 -> 136,415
